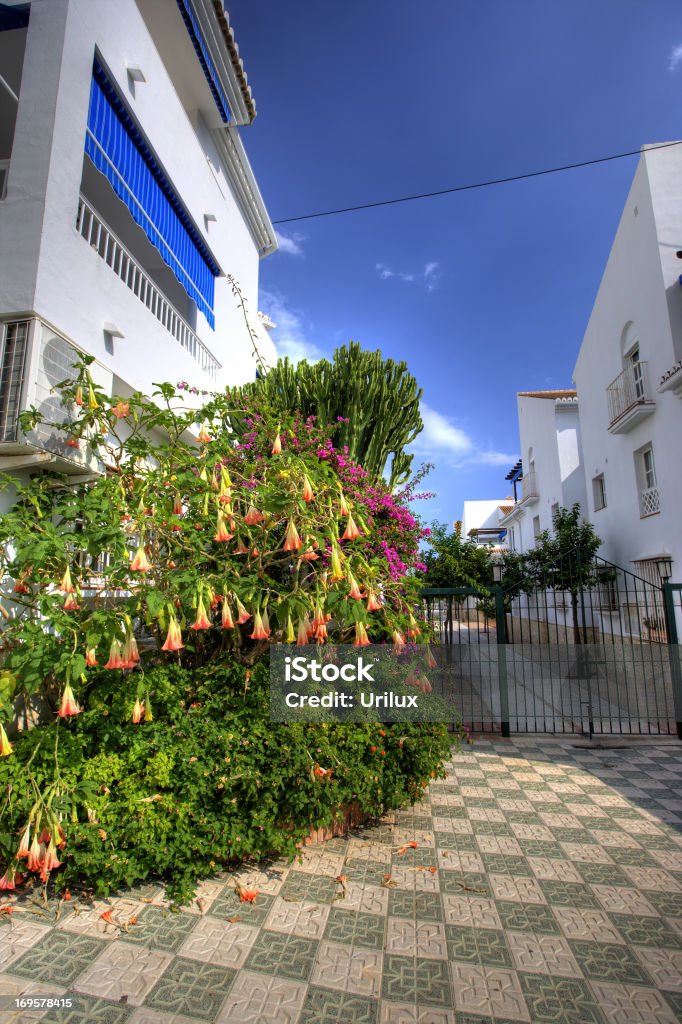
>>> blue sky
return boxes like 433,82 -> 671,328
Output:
228,0 -> 681,525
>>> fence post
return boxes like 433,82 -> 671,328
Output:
663,583 -> 682,740
494,586 -> 510,737
576,549 -> 594,739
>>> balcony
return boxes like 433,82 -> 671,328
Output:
520,470 -> 539,505
76,197 -> 221,380
607,361 -> 655,433
639,486 -> 661,518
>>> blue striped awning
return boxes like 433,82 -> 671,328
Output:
85,61 -> 219,327
175,0 -> 231,124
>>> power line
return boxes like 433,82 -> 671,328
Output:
272,139 -> 682,225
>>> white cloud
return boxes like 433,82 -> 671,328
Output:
669,44 -> 682,71
412,403 -> 473,455
408,402 -> 518,472
258,289 -> 325,365
375,261 -> 440,290
476,450 -> 520,466
275,230 -> 305,257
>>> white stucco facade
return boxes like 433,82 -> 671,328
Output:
573,143 -> 682,586
501,392 -> 588,554
0,0 -> 276,479
461,499 -> 512,552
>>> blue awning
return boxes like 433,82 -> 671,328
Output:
175,0 -> 231,124
0,3 -> 29,31
85,60 -> 219,327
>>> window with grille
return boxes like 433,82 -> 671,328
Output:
0,320 -> 30,442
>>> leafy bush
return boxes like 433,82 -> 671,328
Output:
0,357 -> 456,900
1,661 -> 451,903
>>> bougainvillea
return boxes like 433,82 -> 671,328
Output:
0,356 -> 453,899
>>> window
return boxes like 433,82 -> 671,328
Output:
592,474 -> 607,511
635,444 -> 660,517
532,515 -> 541,539
628,345 -> 645,400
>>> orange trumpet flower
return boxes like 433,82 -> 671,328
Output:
57,683 -> 81,717
130,543 -> 152,572
283,520 -> 302,551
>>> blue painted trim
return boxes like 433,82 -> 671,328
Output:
175,0 -> 231,124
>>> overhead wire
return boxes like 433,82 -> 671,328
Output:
272,139 -> 682,225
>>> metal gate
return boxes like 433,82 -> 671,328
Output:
422,556 -> 682,738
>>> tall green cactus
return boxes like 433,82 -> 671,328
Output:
242,342 -> 424,488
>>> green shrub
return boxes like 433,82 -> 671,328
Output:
1,661 -> 451,903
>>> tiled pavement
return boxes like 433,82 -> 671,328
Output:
2,736 -> 682,1023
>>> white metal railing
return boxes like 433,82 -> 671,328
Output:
607,361 -> 652,426
639,486 -> 660,518
521,470 -> 538,501
76,196 -> 221,379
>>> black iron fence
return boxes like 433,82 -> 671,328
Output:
421,557 -> 682,739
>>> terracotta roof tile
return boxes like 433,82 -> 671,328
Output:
211,0 -> 257,122
517,389 -> 577,399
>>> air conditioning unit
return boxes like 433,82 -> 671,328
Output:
0,319 -> 105,475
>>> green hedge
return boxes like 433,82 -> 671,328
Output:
1,662 -> 452,903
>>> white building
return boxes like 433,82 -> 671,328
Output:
0,0 -> 277,487
461,499 -> 512,553
500,390 -> 588,553
573,142 -> 682,588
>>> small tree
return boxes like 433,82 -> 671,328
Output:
512,504 -> 602,643
422,521 -> 494,590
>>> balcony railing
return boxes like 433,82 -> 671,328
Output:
521,470 -> 538,502
606,361 -> 654,431
639,486 -> 660,518
76,196 -> 221,380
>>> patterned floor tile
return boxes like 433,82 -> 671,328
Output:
436,850 -> 484,873
445,925 -> 513,968
495,902 -> 560,934
589,981 -> 678,1023
346,860 -> 394,887
537,880 -> 600,909
264,896 -> 331,939
633,947 -> 682,991
245,930 -> 319,982
178,915 -> 259,968
73,941 -> 172,1007
300,986 -> 378,1024
209,890 -> 276,926
518,973 -> 605,1024
10,932 -> 107,987
342,882 -> 390,916
488,875 -> 547,904
0,920 -> 52,973
228,862 -> 291,895
324,908 -> 386,950
382,955 -> 452,1007
379,1002 -> 454,1023
385,919 -> 448,959
215,969 -> 306,1024
506,931 -> 582,977
590,884 -> 658,916
553,907 -> 626,945
481,855 -> 533,877
388,890 -> 443,921
450,962 -> 530,1021
442,896 -> 501,930
311,941 -> 383,997
119,906 -> 198,952
145,959 -> 236,1019
279,871 -> 340,903
568,939 -> 653,984
439,872 -> 489,897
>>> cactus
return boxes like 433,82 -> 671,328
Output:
242,343 -> 423,488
